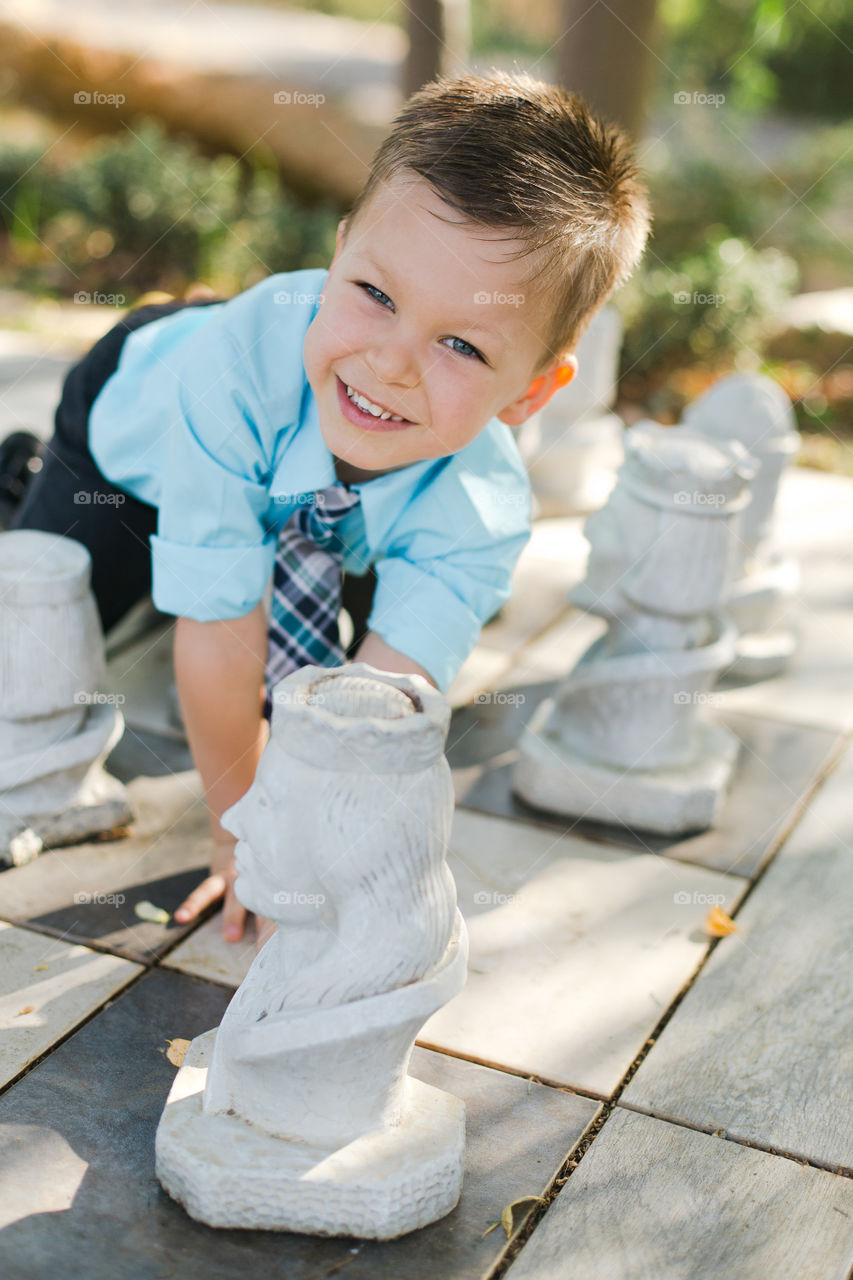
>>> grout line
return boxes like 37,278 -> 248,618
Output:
486,724 -> 853,1272
413,1040 -> 609,1104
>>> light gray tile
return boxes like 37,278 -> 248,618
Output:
622,743 -> 853,1170
162,912 -> 257,987
0,920 -> 141,1086
507,1108 -> 853,1280
715,606 -> 853,732
422,809 -> 747,1095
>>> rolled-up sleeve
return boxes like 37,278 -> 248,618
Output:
149,302 -> 287,621
363,423 -> 531,690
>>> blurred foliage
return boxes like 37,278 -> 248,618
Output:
0,119 -> 340,300
614,115 -> 852,437
659,0 -> 853,116
235,0 -> 853,118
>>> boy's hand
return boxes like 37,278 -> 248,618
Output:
174,836 -> 268,943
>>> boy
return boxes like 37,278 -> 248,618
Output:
12,72 -> 650,944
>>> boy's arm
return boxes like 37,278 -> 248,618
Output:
353,632 -> 436,686
172,601 -> 268,941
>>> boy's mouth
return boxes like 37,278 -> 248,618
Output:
335,375 -> 415,431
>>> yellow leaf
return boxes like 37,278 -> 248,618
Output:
166,1038 -> 191,1067
33,965 -> 48,972
135,900 -> 171,925
499,1196 -> 547,1240
705,905 -> 738,936
17,1005 -> 35,1015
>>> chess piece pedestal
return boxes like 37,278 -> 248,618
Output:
156,665 -> 468,1239
0,530 -> 131,864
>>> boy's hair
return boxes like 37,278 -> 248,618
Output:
347,72 -> 651,372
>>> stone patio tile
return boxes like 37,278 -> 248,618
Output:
0,332 -> 72,440
621,743 -> 853,1171
0,921 -> 141,1088
506,1108 -> 853,1280
477,517 -> 588,655
774,468 -> 853,556
0,967 -> 599,1280
420,809 -> 746,1096
161,911 -> 257,988
449,681 -> 842,878
0,772 -> 213,963
104,619 -> 186,743
447,645 -> 515,709
715,606 -> 853,733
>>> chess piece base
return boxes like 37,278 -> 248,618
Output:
0,703 -> 132,863
513,700 -> 740,836
156,1029 -> 466,1240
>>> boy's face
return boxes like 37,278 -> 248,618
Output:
303,172 -> 574,473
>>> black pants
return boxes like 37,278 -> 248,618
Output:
11,300 -> 376,643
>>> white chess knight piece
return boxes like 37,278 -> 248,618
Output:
0,529 -> 131,864
682,372 -> 801,678
513,423 -> 755,835
156,664 -> 468,1239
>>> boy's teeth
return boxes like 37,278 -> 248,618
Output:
345,383 -> 405,422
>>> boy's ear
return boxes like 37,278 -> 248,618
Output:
330,218 -> 348,267
497,355 -> 578,428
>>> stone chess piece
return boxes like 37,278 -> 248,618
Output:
0,530 -> 132,865
513,423 -> 755,835
682,372 -> 801,678
156,664 -> 468,1239
517,305 -> 625,516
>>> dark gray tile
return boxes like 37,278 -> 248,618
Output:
451,690 -> 842,877
0,968 -> 599,1280
0,774 -> 212,962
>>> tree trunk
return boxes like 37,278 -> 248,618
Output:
557,0 -> 659,139
403,0 -> 471,97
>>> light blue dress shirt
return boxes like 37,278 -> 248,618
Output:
88,268 -> 531,691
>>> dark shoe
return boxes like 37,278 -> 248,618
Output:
0,429 -> 46,528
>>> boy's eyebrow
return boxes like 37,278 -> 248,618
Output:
355,251 -> 508,345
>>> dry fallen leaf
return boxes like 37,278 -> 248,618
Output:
483,1195 -> 547,1240
705,905 -> 738,937
134,900 -> 171,925
17,1005 -> 35,1016
33,965 -> 48,972
165,1038 -> 191,1067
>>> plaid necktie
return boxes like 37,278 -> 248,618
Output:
263,485 -> 361,719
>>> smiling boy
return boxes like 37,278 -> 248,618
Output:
12,72 -> 650,942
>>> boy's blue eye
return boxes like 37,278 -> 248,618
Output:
355,280 -> 486,363
444,336 -> 482,360
358,281 -> 394,309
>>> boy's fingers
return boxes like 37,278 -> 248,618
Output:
173,872 -> 226,924
222,881 -> 246,942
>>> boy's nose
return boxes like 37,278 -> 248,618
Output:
364,340 -> 419,391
